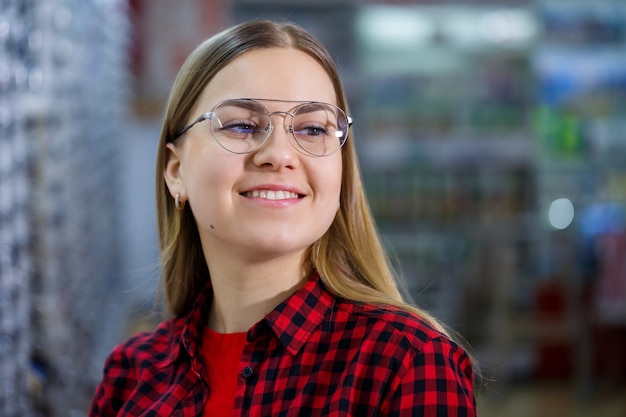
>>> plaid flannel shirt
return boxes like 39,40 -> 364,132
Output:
90,272 -> 476,416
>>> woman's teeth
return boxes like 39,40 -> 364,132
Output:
245,190 -> 300,200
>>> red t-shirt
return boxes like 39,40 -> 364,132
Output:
202,327 -> 247,416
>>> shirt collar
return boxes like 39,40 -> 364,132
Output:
260,271 -> 335,355
177,270 -> 335,361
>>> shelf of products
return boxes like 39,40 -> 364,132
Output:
355,5 -> 539,349
532,0 -> 626,382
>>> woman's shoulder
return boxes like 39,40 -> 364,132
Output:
333,298 -> 458,352
106,316 -> 185,368
329,300 -> 476,414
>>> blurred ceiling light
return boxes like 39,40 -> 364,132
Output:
480,10 -> 539,44
356,6 -> 434,49
358,6 -> 538,52
356,6 -> 538,75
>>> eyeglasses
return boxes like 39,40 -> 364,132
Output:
173,98 -> 353,157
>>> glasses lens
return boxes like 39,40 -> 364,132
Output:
292,103 -> 348,156
211,100 -> 270,153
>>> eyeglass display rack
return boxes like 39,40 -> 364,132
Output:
1,1 -> 130,416
0,2 -> 33,416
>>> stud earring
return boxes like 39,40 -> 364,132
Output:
175,194 -> 186,210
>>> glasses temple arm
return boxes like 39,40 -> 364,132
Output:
174,112 -> 213,140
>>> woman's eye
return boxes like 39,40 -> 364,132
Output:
296,125 -> 329,137
221,121 -> 262,136
227,123 -> 254,133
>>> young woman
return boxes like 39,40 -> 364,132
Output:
90,20 -> 476,416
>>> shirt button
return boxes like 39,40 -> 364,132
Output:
241,366 -> 254,379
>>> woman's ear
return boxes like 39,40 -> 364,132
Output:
164,142 -> 186,200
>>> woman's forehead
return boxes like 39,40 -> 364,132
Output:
196,48 -> 338,109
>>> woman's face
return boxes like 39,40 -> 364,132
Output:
165,48 -> 343,265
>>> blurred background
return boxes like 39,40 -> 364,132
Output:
1,0 -> 625,416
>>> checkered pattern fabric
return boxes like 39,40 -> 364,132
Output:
90,272 -> 476,416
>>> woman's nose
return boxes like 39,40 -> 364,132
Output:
251,113 -> 299,169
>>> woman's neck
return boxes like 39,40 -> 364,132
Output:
205,255 -> 309,334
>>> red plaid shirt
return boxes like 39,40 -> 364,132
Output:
90,272 -> 476,416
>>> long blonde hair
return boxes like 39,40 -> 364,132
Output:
155,20 -> 448,335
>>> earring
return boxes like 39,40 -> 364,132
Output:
175,194 -> 186,210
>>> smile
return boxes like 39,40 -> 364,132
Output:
243,190 -> 302,200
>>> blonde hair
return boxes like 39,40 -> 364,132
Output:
155,20 -> 448,336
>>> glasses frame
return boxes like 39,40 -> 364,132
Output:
173,98 -> 353,157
